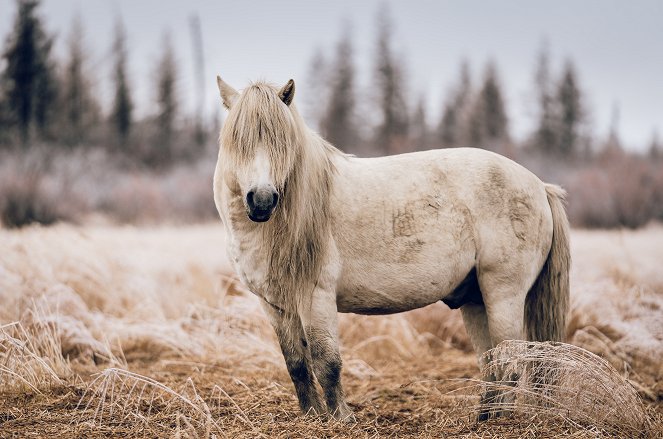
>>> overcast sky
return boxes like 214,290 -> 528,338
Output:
1,0 -> 661,150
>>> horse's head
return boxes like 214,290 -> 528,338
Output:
216,76 -> 299,223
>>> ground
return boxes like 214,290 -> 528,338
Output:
1,223 -> 662,438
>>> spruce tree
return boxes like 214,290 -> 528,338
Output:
410,95 -> 428,151
532,42 -> 558,155
1,0 -> 59,145
320,26 -> 359,151
304,48 -> 327,132
438,60 -> 472,148
373,5 -> 409,155
62,14 -> 99,146
556,60 -> 583,158
110,18 -> 133,150
151,32 -> 178,166
467,61 -> 509,152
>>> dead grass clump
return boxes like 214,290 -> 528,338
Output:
0,321 -> 70,393
77,367 -> 264,438
476,340 -> 651,436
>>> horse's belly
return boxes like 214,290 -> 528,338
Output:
334,240 -> 475,315
335,263 -> 472,314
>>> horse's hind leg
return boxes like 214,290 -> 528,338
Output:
461,303 -> 499,421
303,288 -> 354,421
260,299 -> 325,416
479,272 -> 533,419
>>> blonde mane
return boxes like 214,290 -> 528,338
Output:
220,81 -> 343,311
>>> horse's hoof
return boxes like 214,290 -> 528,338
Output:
332,406 -> 356,423
303,405 -> 325,418
338,413 -> 357,424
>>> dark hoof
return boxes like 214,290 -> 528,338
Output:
495,409 -> 514,418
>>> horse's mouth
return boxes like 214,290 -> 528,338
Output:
247,209 -> 273,223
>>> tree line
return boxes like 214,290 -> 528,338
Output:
0,0 -> 206,168
2,1 -> 660,163
309,7 -> 661,162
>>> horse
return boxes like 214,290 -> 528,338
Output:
212,75 -> 570,422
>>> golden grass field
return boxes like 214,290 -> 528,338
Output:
1,223 -> 662,438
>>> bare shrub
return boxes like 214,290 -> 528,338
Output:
96,159 -> 216,224
566,152 -> 663,228
0,147 -> 217,228
0,151 -> 73,228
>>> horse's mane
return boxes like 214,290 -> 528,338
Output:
220,81 -> 344,311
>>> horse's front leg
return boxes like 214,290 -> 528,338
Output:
302,288 -> 354,422
260,299 -> 325,416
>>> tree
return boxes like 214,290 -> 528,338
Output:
466,61 -> 509,152
110,18 -> 133,149
556,60 -> 584,158
1,0 -> 59,145
304,48 -> 327,132
438,60 -> 472,148
648,130 -> 661,160
320,26 -> 359,151
373,5 -> 409,155
531,42 -> 558,155
188,14 -> 207,148
410,95 -> 428,150
600,102 -> 622,159
150,32 -> 178,166
61,14 -> 99,146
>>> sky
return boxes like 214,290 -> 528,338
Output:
0,0 -> 661,150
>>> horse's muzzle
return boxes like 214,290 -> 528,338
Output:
246,187 -> 278,222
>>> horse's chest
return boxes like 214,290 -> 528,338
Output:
227,232 -> 271,298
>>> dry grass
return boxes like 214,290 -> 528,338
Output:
476,340 -> 650,435
1,223 -> 662,437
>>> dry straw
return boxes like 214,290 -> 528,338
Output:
0,320 -> 69,392
76,367 -> 272,438
470,340 -> 651,436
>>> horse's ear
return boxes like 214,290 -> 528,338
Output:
216,75 -> 238,110
278,79 -> 295,106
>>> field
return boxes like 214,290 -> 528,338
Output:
1,223 -> 662,438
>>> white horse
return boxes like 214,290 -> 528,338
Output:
213,76 -> 570,421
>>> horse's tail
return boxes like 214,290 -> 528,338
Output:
524,184 -> 571,342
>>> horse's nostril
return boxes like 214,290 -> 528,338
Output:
247,190 -> 255,208
272,192 -> 279,207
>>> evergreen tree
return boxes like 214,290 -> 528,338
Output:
648,130 -> 661,160
601,102 -> 622,158
304,48 -> 328,132
320,26 -> 359,151
62,14 -> 99,146
466,61 -> 509,152
1,0 -> 59,145
110,18 -> 133,149
151,32 -> 178,166
188,13 -> 207,148
373,5 -> 409,155
438,60 -> 472,148
410,95 -> 428,151
532,42 -> 558,154
556,60 -> 583,158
